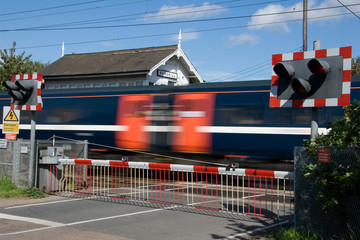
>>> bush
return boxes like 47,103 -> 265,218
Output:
22,187 -> 46,199
303,101 -> 360,212
302,100 -> 360,237
0,177 -> 46,199
304,100 -> 360,154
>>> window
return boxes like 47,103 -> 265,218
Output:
214,106 -> 265,125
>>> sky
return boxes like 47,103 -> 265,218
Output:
0,0 -> 359,83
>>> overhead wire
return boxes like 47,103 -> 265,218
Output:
0,0 -> 150,23
1,1 -> 357,82
1,3 -> 359,32
205,46 -> 301,82
12,11 -> 357,51
53,135 -> 228,166
0,0 -> 106,17
0,0 -> 287,28
3,7 -> 355,81
336,0 -> 360,20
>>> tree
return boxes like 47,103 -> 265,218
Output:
352,57 -> 360,75
0,41 -> 48,90
304,100 -> 360,151
303,101 -> 360,233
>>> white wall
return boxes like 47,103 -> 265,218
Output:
148,58 -> 190,86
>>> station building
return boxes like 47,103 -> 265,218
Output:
39,44 -> 204,90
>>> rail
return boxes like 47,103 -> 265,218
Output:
48,159 -> 294,219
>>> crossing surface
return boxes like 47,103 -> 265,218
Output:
0,196 -> 288,240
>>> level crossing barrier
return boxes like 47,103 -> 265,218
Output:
49,158 -> 294,219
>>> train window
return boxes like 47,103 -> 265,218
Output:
264,108 -> 336,127
214,106 -> 265,125
264,108 -> 293,125
45,108 -> 82,123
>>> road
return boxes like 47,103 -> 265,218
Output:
0,196 -> 288,240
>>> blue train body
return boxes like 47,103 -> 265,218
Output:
1,76 -> 359,160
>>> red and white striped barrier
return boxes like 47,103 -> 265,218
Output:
51,158 -> 294,219
58,158 -> 294,179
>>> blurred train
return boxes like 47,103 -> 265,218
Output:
1,76 -> 360,161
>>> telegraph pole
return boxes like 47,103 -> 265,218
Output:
303,0 -> 318,140
303,0 -> 308,52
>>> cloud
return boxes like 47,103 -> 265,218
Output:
248,2 -> 302,32
228,33 -> 260,47
171,30 -> 200,43
101,41 -> 116,47
144,2 -> 227,22
247,0 -> 358,32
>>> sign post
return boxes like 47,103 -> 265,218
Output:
2,73 -> 43,188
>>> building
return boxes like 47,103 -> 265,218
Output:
39,44 -> 204,90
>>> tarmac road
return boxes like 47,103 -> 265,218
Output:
0,196 -> 288,240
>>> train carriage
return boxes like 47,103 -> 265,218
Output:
1,76 -> 359,161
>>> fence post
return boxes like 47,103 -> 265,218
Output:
12,140 -> 21,186
84,140 -> 88,159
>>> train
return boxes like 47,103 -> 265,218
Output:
1,76 -> 360,162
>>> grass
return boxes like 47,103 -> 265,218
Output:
276,228 -> 324,240
262,227 -> 324,240
0,177 -> 46,199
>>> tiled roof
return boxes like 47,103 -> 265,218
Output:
40,45 -> 178,77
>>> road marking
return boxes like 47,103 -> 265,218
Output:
0,213 -> 65,227
242,194 -> 266,199
67,208 -> 163,226
224,220 -> 289,239
0,207 -> 165,236
5,198 -> 84,210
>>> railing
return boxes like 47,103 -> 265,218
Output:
48,159 -> 294,219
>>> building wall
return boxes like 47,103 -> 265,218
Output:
45,75 -> 146,90
148,58 -> 189,86
44,57 -> 191,89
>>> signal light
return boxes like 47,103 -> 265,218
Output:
273,63 -> 294,79
270,46 -> 352,108
291,78 -> 311,95
2,74 -> 43,111
307,59 -> 329,76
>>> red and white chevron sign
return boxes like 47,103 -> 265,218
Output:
11,73 -> 43,111
270,46 -> 352,108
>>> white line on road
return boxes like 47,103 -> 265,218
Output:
0,213 -> 65,227
5,198 -> 84,210
0,206 -> 165,236
224,220 -> 290,239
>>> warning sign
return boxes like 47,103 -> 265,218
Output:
5,134 -> 17,141
3,122 -> 19,133
4,109 -> 19,121
2,107 -> 20,134
318,148 -> 331,163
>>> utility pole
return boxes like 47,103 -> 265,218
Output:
303,0 -> 319,140
303,0 -> 308,51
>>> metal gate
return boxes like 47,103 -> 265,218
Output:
49,158 -> 294,219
